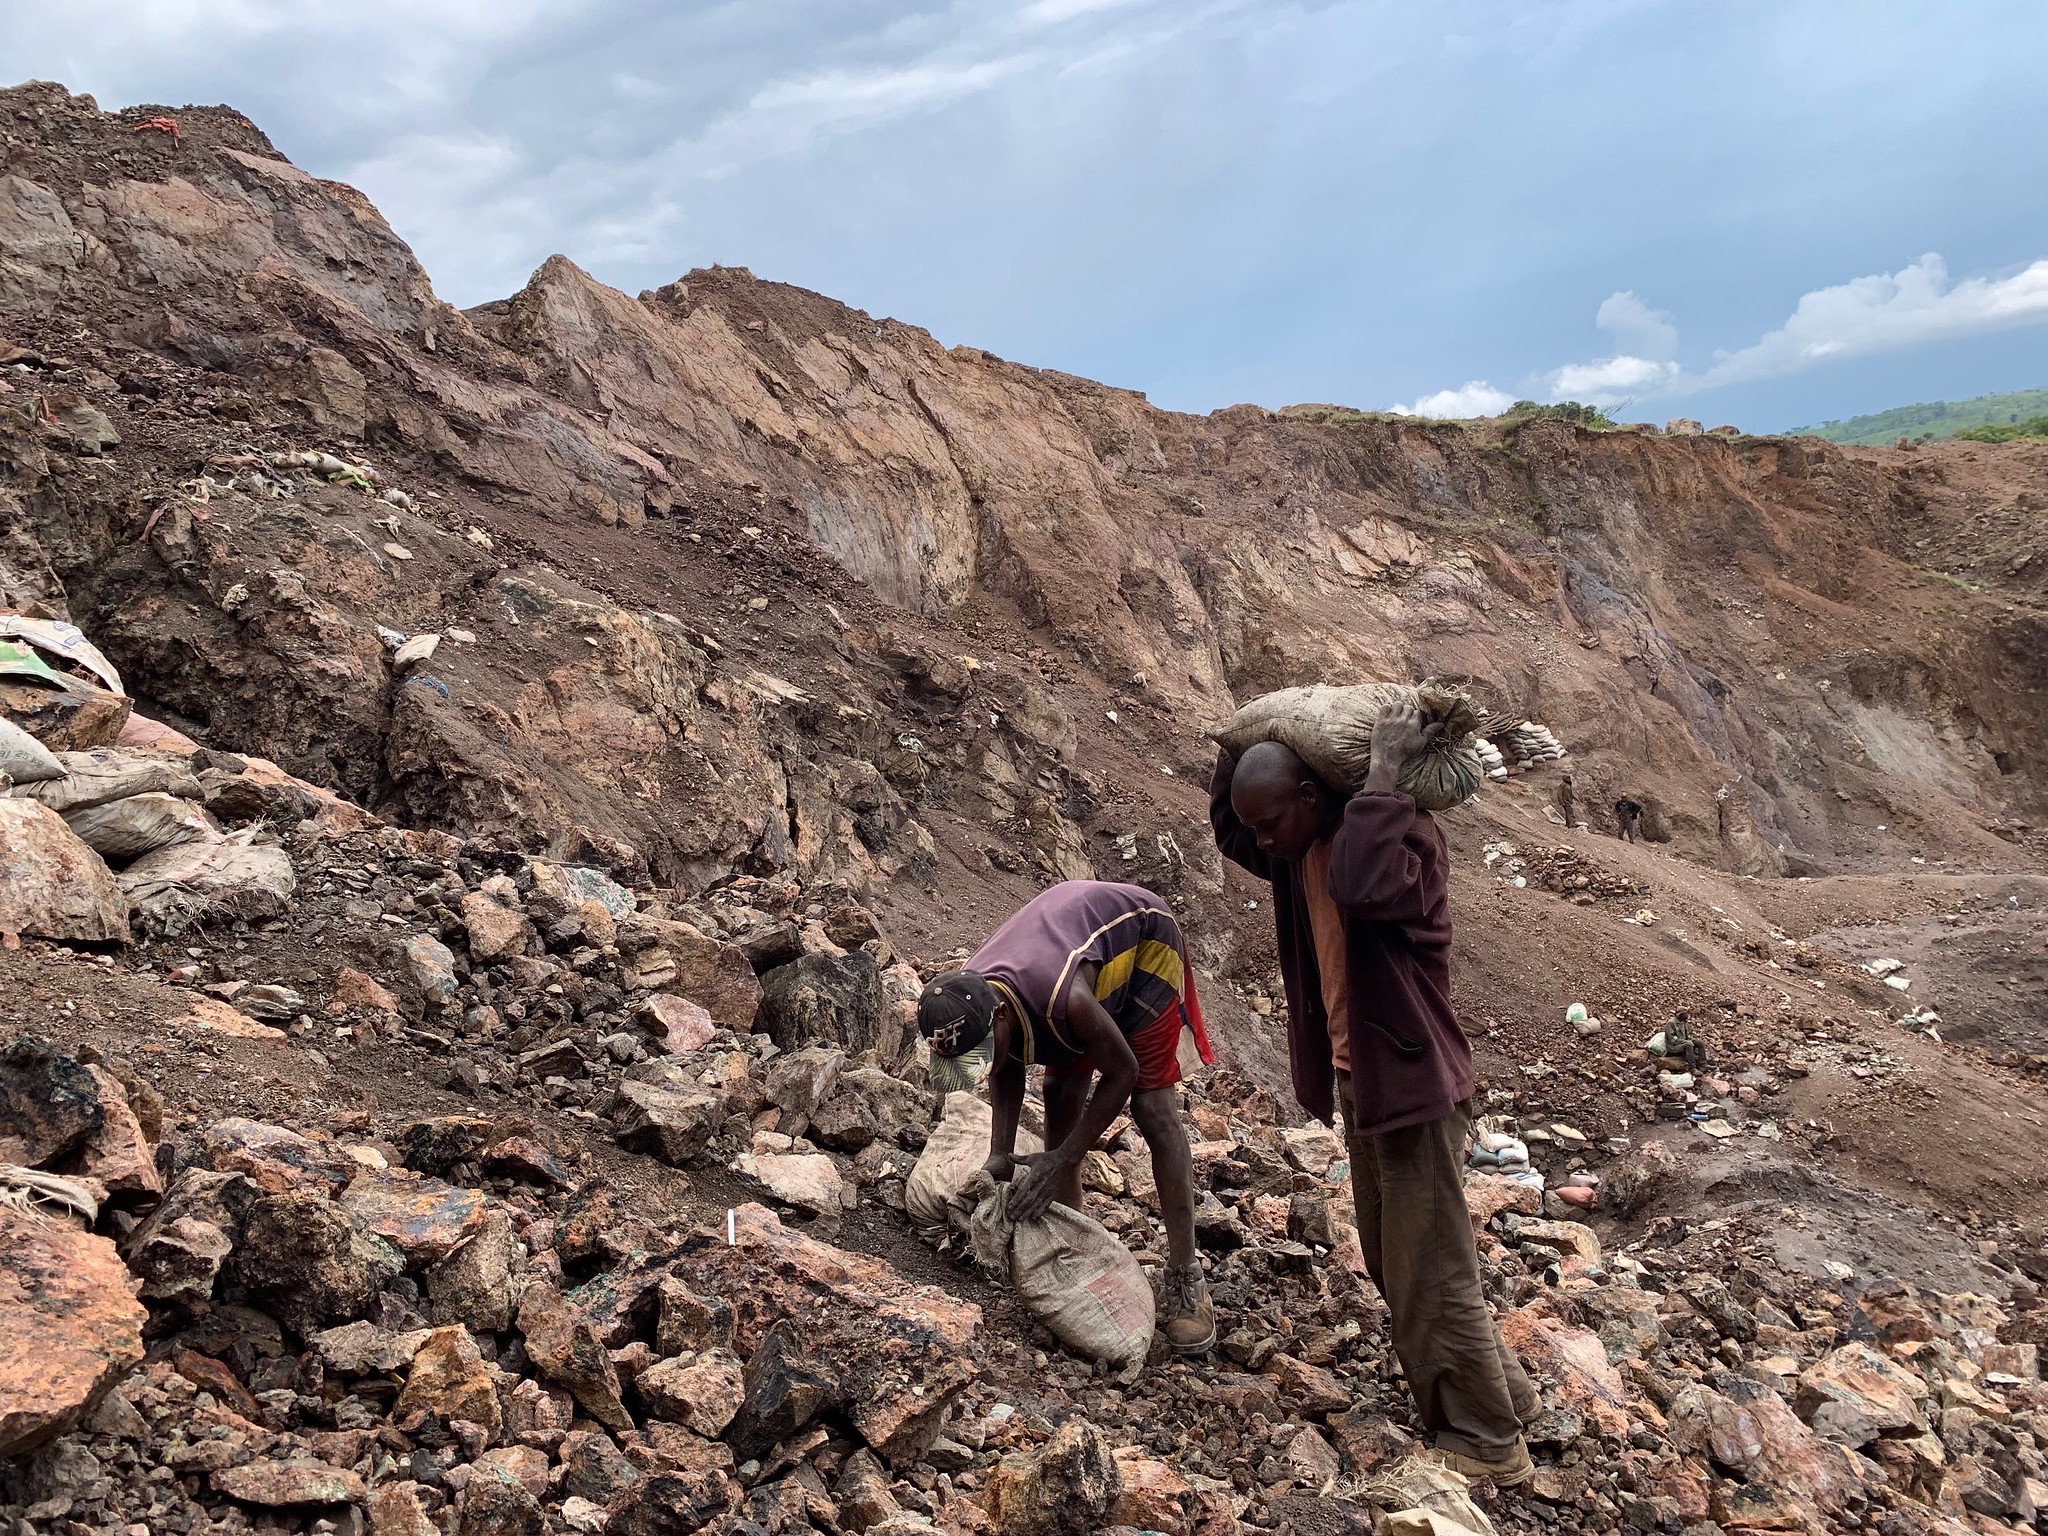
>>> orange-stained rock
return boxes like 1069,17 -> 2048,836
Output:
461,890 -> 535,961
1112,1446 -> 1193,1534
1465,1172 -> 1542,1226
0,1210 -> 146,1457
394,1325 -> 503,1441
196,1117 -> 353,1192
1261,1353 -> 1351,1416
335,967 -> 401,1015
0,798 -> 130,943
78,1063 -> 161,1199
1795,1342 -> 1929,1445
341,1168 -> 491,1262
1500,1303 -> 1648,1437
181,997 -> 286,1041
1669,1378 -> 1866,1521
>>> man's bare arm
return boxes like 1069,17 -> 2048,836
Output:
1007,985 -> 1139,1223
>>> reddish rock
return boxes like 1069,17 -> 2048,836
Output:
1325,1408 -> 1415,1475
196,1117 -> 354,1193
395,1325 -> 504,1440
462,891 -> 536,962
619,915 -> 762,1030
172,1347 -> 262,1419
336,967 -> 401,1015
76,1063 -> 160,1199
1262,1353 -> 1351,1416
368,1481 -> 441,1536
181,997 -> 285,1041
473,1444 -> 551,1498
1669,1378 -> 1865,1520
1515,1218 -> 1602,1279
0,799 -> 130,943
427,1209 -> 524,1332
1112,1447 -> 1193,1533
0,1211 -> 146,1457
518,1282 -> 634,1431
983,1417 -> 1119,1536
733,1149 -> 850,1212
213,1458 -> 368,1506
635,994 -> 718,1055
1464,1172 -> 1542,1226
1500,1304 -> 1645,1437
342,1168 -> 491,1262
637,1350 -> 746,1437
1795,1342 -> 1929,1445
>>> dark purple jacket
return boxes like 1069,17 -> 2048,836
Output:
1208,748 -> 1474,1135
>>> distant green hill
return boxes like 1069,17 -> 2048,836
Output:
1792,387 -> 2048,445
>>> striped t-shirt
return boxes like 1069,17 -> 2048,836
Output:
969,881 -> 1187,1068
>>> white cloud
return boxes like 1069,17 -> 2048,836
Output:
1389,381 -> 1516,419
1545,352 -> 1678,406
1395,253 -> 2048,417
1697,252 -> 2048,387
1594,290 -> 1676,359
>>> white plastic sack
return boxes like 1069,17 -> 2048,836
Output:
1207,681 -> 1486,811
0,716 -> 63,785
61,792 -> 219,864
117,829 -> 294,931
21,749 -> 204,814
968,1176 -> 1156,1377
0,615 -> 124,693
904,1092 -> 1039,1242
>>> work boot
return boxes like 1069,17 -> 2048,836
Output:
1161,1262 -> 1217,1355
1423,1439 -> 1536,1489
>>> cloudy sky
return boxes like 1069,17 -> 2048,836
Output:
7,1 -> 2046,428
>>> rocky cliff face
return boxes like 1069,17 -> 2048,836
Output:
2,78 -> 2043,907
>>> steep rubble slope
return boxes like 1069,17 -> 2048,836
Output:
5,76 -> 2048,1536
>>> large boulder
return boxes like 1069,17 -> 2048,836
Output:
227,1188 -> 397,1336
757,950 -> 894,1060
0,799 -> 130,942
984,1418 -> 1120,1536
618,915 -> 761,1029
0,1036 -> 104,1166
0,1210 -> 146,1457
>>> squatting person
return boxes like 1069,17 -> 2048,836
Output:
916,879 -> 1219,1354
1209,702 -> 1541,1485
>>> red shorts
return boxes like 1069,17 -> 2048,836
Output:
1043,968 -> 1214,1094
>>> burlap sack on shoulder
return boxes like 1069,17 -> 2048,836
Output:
1206,680 -> 1485,810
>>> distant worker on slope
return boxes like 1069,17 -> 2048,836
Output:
1210,703 -> 1540,1486
916,880 -> 1219,1355
1615,797 -> 1643,843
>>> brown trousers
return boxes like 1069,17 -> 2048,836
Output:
1338,1077 -> 1536,1461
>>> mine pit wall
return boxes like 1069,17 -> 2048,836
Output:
0,79 -> 2042,893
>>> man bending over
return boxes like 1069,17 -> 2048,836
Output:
917,880 -> 1218,1355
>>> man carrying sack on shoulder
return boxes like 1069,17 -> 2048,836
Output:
1209,702 -> 1540,1486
